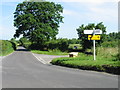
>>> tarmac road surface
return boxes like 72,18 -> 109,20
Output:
2,46 -> 118,88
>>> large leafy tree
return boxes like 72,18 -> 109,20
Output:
14,0 -> 63,45
76,22 -> 106,51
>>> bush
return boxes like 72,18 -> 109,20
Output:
10,38 -> 17,50
28,43 -> 44,50
46,38 -> 69,52
68,38 -> 81,44
101,41 -> 118,47
113,54 -> 120,61
0,40 -> 16,56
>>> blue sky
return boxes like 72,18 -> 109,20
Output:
0,0 -> 118,40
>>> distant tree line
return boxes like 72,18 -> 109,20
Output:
105,32 -> 120,41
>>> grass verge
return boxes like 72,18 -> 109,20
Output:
0,40 -> 15,56
51,52 -> 120,75
31,50 -> 69,55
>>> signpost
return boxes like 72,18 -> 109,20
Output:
84,29 -> 102,34
84,29 -> 102,60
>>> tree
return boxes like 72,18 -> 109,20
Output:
76,22 -> 106,51
19,37 -> 28,46
107,32 -> 119,41
14,0 -> 63,46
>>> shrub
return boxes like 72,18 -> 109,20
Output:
113,54 -> 120,61
10,38 -> 17,50
0,40 -> 15,56
101,41 -> 118,47
46,38 -> 69,52
68,38 -> 81,44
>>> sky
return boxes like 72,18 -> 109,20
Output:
0,0 -> 118,40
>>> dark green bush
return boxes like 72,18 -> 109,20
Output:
46,38 -> 69,52
113,54 -> 120,61
10,38 -> 17,50
68,38 -> 81,44
28,43 -> 45,50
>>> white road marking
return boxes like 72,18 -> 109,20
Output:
32,53 -> 48,64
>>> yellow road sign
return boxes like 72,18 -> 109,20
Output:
88,35 -> 100,40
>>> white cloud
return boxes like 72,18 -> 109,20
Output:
63,9 -> 79,16
87,5 -> 118,22
0,25 -> 15,40
63,2 -> 117,22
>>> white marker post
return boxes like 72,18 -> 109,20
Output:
93,30 -> 96,60
84,29 -> 102,61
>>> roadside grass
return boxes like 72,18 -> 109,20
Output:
31,49 -> 69,55
51,55 -> 119,67
51,47 -> 120,74
0,40 -> 15,56
0,50 -> 14,56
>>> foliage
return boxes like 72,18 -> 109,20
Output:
101,41 -> 118,47
113,54 -> 120,61
0,40 -> 15,56
105,32 -> 120,41
46,38 -> 69,52
68,38 -> 81,44
76,22 -> 106,51
19,37 -> 29,46
10,38 -> 17,50
14,1 -> 63,46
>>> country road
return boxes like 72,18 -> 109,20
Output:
2,47 -> 118,88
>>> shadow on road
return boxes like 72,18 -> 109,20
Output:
16,46 -> 30,52
16,49 -> 29,51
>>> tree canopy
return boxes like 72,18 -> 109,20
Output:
14,1 -> 63,45
76,22 -> 106,51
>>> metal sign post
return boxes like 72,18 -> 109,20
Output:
84,29 -> 102,60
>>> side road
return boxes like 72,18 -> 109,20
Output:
32,53 -> 68,64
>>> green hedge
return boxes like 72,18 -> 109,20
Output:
101,41 -> 118,47
46,39 -> 69,52
0,40 -> 16,56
